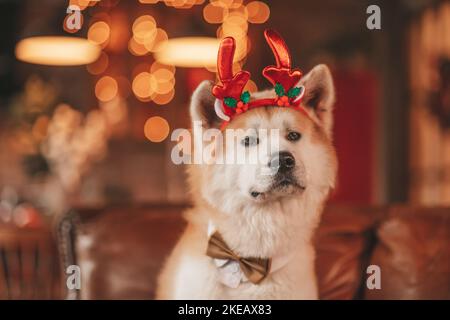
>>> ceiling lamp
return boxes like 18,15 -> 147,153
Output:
15,36 -> 101,66
154,37 -> 230,68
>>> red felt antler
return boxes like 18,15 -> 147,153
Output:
212,37 -> 250,116
262,29 -> 302,92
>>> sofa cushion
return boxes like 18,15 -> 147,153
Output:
364,206 -> 450,299
73,205 -> 186,299
315,205 -> 386,299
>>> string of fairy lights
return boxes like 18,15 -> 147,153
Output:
69,0 -> 270,142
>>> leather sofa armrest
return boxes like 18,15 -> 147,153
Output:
56,210 -> 82,300
364,206 -> 450,299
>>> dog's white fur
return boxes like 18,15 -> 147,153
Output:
157,65 -> 337,299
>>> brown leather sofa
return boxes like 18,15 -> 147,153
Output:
57,204 -> 450,300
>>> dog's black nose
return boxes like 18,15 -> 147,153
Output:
270,151 -> 296,173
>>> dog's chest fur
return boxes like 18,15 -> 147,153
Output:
156,193 -> 325,300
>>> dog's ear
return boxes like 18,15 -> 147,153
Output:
190,80 -> 222,130
298,64 -> 335,138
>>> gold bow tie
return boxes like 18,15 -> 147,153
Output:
206,231 -> 271,285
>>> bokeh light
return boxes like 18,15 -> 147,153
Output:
132,72 -> 154,100
69,0 -> 92,11
244,79 -> 258,93
202,0 -> 270,64
132,15 -> 157,44
147,28 -> 169,52
144,116 -> 170,142
154,37 -> 221,67
132,63 -> 176,103
151,61 -> 176,74
128,37 -> 149,56
95,76 -> 118,102
15,36 -> 101,66
203,3 -> 228,24
86,52 -> 109,75
153,89 -> 175,105
246,1 -> 270,24
88,21 -> 110,46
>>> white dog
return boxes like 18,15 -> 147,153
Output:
157,31 -> 337,300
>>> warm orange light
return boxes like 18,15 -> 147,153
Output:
86,52 -> 109,75
246,1 -> 270,24
132,72 -> 154,99
153,68 -> 175,82
128,37 -> 149,56
15,36 -> 101,66
203,3 -> 228,24
232,2 -> 248,17
244,79 -> 258,93
154,37 -> 225,68
217,26 -> 248,60
163,0 -> 204,9
145,28 -> 168,52
151,61 -> 176,74
95,76 -> 118,102
88,21 -> 110,46
132,67 -> 175,100
168,0 -> 186,9
153,89 -> 175,105
222,14 -> 248,36
144,116 -> 170,142
151,62 -> 176,95
154,78 -> 175,95
227,7 -> 248,20
69,0 -> 91,10
210,0 -> 233,7
132,15 -> 157,44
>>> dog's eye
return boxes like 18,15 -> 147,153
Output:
287,131 -> 302,142
241,136 -> 259,147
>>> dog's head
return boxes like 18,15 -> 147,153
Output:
189,64 -> 337,214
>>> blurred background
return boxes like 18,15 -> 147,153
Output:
0,0 -> 449,299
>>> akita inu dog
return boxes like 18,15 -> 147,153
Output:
157,30 -> 337,299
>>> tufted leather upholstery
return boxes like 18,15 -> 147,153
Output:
57,204 -> 450,300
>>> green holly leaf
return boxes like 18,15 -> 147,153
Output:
275,83 -> 285,97
287,87 -> 301,98
224,97 -> 237,108
240,91 -> 250,104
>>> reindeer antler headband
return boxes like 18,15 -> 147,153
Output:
212,29 -> 306,129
